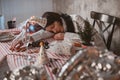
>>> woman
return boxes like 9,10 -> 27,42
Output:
41,12 -> 107,50
10,12 -> 106,52
31,12 -> 79,41
42,12 -> 83,40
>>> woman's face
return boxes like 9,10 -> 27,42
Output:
45,21 -> 64,33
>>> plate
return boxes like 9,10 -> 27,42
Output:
0,32 -> 15,42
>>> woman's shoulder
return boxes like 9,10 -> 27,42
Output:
70,14 -> 85,27
70,14 -> 84,22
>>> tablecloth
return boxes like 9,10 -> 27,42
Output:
0,28 -> 70,80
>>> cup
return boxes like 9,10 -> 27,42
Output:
8,21 -> 16,29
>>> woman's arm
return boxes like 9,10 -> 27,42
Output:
31,29 -> 54,41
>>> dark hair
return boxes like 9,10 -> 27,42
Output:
61,13 -> 75,32
42,12 -> 62,27
42,12 -> 75,32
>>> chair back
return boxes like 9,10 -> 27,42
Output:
90,11 -> 118,49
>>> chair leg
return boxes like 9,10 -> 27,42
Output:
107,23 -> 115,49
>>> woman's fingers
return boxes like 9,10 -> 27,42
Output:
17,47 -> 26,52
10,40 -> 23,51
54,33 -> 64,40
15,41 -> 24,50
11,46 -> 26,52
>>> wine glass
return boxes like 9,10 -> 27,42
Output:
23,22 -> 43,65
22,26 -> 35,65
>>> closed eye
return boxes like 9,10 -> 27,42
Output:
49,31 -> 54,33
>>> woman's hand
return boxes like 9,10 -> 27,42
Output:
53,33 -> 64,40
10,35 -> 34,52
10,40 -> 26,52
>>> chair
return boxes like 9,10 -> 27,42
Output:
90,11 -> 117,50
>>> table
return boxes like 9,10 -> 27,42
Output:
0,28 -> 70,80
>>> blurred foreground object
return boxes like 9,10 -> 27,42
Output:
3,66 -> 50,80
57,47 -> 120,80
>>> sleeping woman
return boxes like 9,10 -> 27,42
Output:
10,12 -> 106,55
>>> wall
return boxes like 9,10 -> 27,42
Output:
1,0 -> 53,29
53,0 -> 120,19
53,0 -> 120,54
0,0 -> 2,15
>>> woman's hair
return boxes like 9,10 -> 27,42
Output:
42,12 -> 62,27
61,13 -> 75,32
42,12 -> 75,32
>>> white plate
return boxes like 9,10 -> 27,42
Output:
0,32 -> 15,42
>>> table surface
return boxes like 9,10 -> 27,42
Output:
0,28 -> 70,80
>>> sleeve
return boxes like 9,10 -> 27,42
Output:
64,32 -> 81,42
70,14 -> 85,33
31,29 -> 54,41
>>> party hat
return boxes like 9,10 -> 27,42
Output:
34,41 -> 49,66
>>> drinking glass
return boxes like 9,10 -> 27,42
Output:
23,22 -> 43,65
22,27 -> 34,64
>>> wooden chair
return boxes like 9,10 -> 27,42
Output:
90,11 -> 117,50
